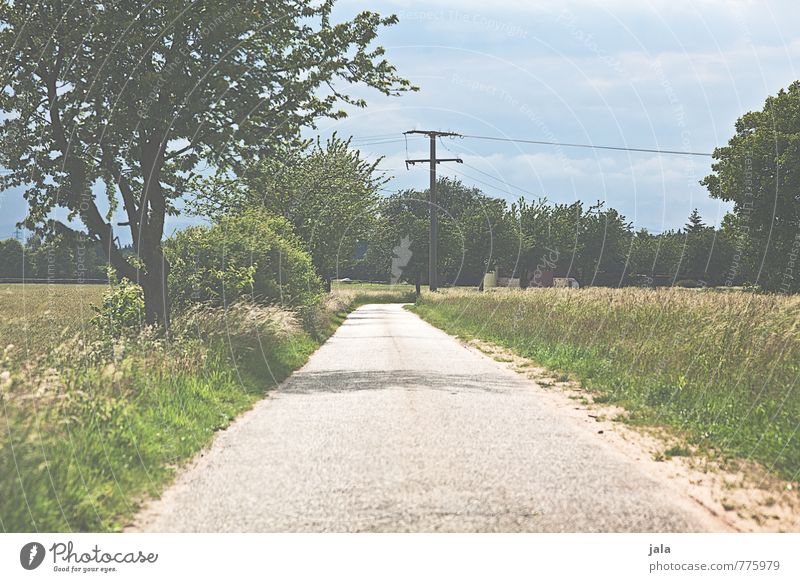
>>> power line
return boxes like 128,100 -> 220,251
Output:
351,136 -> 425,147
437,137 -> 546,198
351,131 -> 713,157
348,132 -> 404,141
458,162 -> 542,198
457,133 -> 713,157
444,164 -> 537,200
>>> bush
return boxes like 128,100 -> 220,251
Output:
91,277 -> 145,337
165,210 -> 323,312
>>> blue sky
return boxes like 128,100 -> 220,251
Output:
2,0 -> 799,238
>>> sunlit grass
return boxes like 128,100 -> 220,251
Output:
0,284 -> 107,359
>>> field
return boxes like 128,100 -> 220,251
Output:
0,283 -> 409,532
331,281 -> 415,300
0,283 -> 107,355
411,287 -> 800,481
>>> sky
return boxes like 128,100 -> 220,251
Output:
318,0 -> 800,233
2,0 -> 799,238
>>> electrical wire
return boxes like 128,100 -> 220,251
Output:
459,162 -> 542,198
457,133 -> 713,157
350,137 -> 425,147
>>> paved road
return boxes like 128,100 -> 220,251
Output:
136,304 -> 718,532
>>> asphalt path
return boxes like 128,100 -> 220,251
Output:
135,304 -> 718,532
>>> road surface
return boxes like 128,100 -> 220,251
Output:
135,304 -> 720,532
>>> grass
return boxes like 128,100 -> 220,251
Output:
0,283 -> 404,532
410,287 -> 800,481
331,281 -> 416,304
0,283 -> 107,356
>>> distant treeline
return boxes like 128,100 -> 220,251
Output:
0,232 -> 110,281
0,178 -> 790,291
354,177 -> 785,291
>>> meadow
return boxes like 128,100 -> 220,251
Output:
0,283 -> 413,532
411,287 -> 800,481
0,284 -> 107,355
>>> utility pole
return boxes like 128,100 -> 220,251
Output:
404,130 -> 462,291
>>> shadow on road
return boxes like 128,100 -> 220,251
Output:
282,369 -> 515,395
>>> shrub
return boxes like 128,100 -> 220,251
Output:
165,210 -> 323,312
91,277 -> 145,337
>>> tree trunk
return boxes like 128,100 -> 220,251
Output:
140,246 -> 171,329
519,267 -> 529,289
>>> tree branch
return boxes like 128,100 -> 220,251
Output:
100,146 -> 141,250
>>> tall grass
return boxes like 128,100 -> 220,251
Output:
0,283 -> 399,532
0,284 -> 107,355
411,288 -> 800,480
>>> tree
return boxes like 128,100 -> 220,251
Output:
0,238 -> 25,278
678,209 -> 712,282
165,209 -> 322,311
366,189 -> 431,286
367,178 -> 513,287
193,135 -> 387,287
434,178 -> 512,286
685,209 -> 706,234
22,227 -> 110,281
575,201 -> 631,286
0,1 -> 414,326
701,81 -> 800,291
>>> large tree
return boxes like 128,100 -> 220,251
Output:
0,1 -> 414,326
701,81 -> 800,292
192,135 -> 387,286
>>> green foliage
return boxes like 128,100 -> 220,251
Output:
0,1 -> 414,324
702,81 -> 800,292
0,238 -> 24,278
91,277 -> 145,338
0,283 -> 370,531
24,231 -> 111,281
192,135 -> 387,282
165,210 -> 324,311
360,180 -> 740,289
366,178 -> 514,286
0,232 -> 110,281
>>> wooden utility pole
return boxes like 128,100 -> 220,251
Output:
404,130 -> 462,291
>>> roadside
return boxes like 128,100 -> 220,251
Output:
409,297 -> 800,533
0,285 -> 414,532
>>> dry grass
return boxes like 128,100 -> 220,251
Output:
0,283 -> 107,361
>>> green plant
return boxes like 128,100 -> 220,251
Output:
91,277 -> 145,337
0,284 -> 365,532
165,210 -> 324,312
0,1 -> 413,326
664,445 -> 692,458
